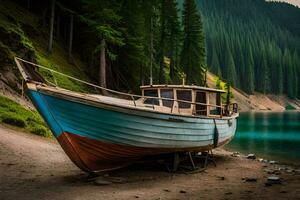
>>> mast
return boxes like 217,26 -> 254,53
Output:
150,16 -> 153,85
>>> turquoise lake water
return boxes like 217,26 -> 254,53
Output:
225,112 -> 300,164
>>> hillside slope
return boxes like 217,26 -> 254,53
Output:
0,1 -> 92,104
207,72 -> 300,112
0,1 -> 94,135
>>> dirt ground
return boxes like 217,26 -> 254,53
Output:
0,124 -> 300,200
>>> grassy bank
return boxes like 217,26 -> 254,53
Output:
0,1 -> 95,138
0,95 -> 51,137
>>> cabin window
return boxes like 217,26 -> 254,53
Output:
209,92 -> 221,115
161,89 -> 174,108
177,90 -> 192,108
143,90 -> 159,106
196,92 -> 207,115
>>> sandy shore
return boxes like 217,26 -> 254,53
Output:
0,124 -> 300,200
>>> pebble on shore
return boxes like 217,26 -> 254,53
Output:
266,176 -> 281,186
247,154 -> 256,160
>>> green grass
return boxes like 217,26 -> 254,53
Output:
35,46 -> 93,93
0,2 -> 36,58
0,95 -> 52,137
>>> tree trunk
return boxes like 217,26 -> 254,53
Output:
63,21 -> 67,42
159,57 -> 166,84
99,39 -> 106,88
56,14 -> 60,38
68,14 -> 74,62
27,0 -> 30,10
140,65 -> 144,86
204,68 -> 208,87
48,0 -> 55,53
159,1 -> 166,84
42,7 -> 48,27
169,58 -> 175,83
107,60 -> 114,89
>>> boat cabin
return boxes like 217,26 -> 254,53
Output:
140,85 -> 226,117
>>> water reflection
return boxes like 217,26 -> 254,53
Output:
225,112 -> 300,163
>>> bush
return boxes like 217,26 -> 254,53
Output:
1,112 -> 26,127
26,115 -> 44,125
29,125 -> 51,137
285,103 -> 296,110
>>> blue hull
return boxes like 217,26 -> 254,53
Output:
27,89 -> 237,149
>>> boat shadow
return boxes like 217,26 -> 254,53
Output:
62,152 -> 231,185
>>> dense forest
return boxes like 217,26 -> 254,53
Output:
9,0 -> 195,91
199,0 -> 300,98
3,0 -> 300,99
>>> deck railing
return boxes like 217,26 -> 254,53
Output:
15,57 -> 238,117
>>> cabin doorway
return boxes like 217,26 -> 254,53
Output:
196,92 -> 207,116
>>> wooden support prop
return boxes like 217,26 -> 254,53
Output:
173,153 -> 180,172
188,152 -> 196,170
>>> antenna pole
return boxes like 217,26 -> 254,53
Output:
150,16 -> 153,85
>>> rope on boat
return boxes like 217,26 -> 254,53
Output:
213,119 -> 219,148
15,57 -> 226,111
15,57 -> 134,97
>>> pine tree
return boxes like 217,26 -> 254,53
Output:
234,38 -> 245,89
224,43 -> 237,86
244,46 -> 255,94
180,0 -> 206,85
261,55 -> 270,94
277,62 -> 284,95
158,0 -> 167,83
80,0 -> 124,88
158,0 -> 181,83
141,0 -> 160,85
292,51 -> 299,98
168,0 -> 181,83
118,0 -> 147,90
283,49 -> 296,98
210,44 -> 221,77
259,47 -> 270,94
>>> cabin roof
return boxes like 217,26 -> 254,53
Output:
140,84 -> 226,93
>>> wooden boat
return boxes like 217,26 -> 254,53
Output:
15,57 -> 239,173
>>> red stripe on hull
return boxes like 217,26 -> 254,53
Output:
57,132 -> 229,172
